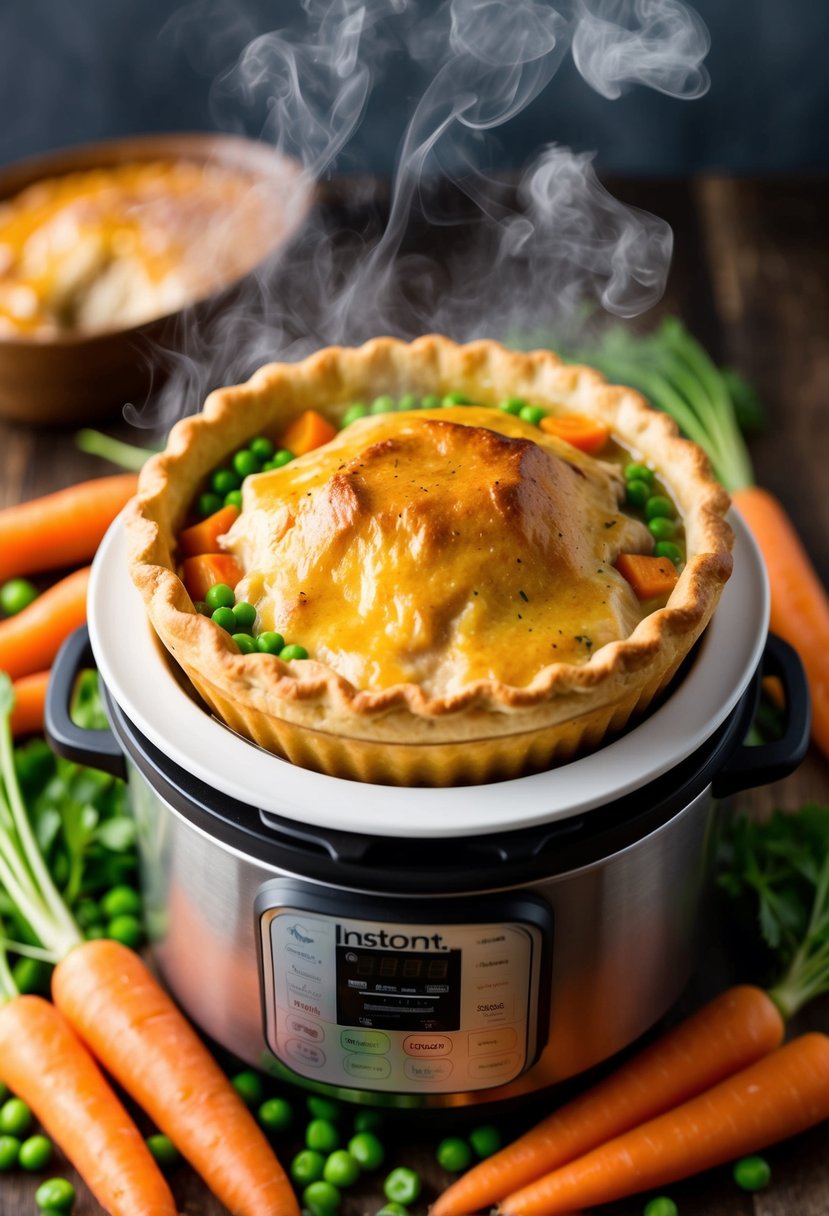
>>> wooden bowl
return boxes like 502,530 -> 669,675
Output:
0,133 -> 311,426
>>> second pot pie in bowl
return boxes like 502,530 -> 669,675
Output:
126,336 -> 734,785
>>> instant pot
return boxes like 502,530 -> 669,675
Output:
47,511 -> 809,1111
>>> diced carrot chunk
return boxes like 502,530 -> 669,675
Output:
615,552 -> 679,600
540,413 -> 611,454
179,505 -> 240,559
181,554 -> 243,603
278,409 -> 337,456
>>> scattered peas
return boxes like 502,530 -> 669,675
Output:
645,495 -> 675,521
0,577 -> 38,616
303,1179 -> 342,1215
625,462 -> 654,483
106,914 -> 143,949
198,491 -> 223,518
420,394 -> 441,410
291,1148 -> 326,1185
518,404 -> 546,426
306,1118 -> 340,1154
233,633 -> 257,655
256,631 -> 285,655
733,1154 -> 771,1192
499,397 -> 526,415
205,583 -> 235,611
250,436 -> 275,462
19,1134 -> 53,1171
384,1166 -> 422,1205
84,924 -> 106,940
625,479 -> 651,507
308,1096 -> 342,1121
211,468 -> 241,495
231,1070 -> 265,1107
0,1097 -> 32,1137
211,606 -> 237,633
442,390 -> 469,407
232,601 -> 257,630
436,1136 -> 472,1172
225,489 -> 243,509
0,1134 -> 20,1171
272,449 -> 295,468
280,643 -> 309,661
323,1149 -> 361,1188
644,1199 -> 678,1216
342,403 -> 369,426
348,1131 -> 385,1170
376,1205 -> 409,1216
353,1110 -> 384,1134
258,1097 -> 293,1133
146,1133 -> 180,1169
100,885 -> 141,919
398,393 -> 418,411
371,395 -> 397,414
469,1125 -> 502,1158
233,449 -> 261,479
648,516 -> 677,541
654,540 -> 684,565
35,1177 -> 76,1211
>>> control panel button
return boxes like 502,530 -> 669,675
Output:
340,1029 -> 391,1055
343,1054 -> 392,1081
285,1038 -> 326,1069
403,1034 -> 452,1057
467,1052 -> 522,1081
468,1027 -> 517,1056
404,1057 -> 454,1083
287,1016 -> 325,1043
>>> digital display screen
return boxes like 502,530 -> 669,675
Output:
336,947 -> 462,1032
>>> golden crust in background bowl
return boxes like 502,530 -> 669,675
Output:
126,335 -> 733,785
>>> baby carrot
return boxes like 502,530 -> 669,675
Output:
500,1033 -> 829,1216
0,473 -> 137,583
432,985 -> 783,1216
53,939 -> 300,1216
9,670 -> 49,737
0,567 -> 89,680
0,994 -> 176,1216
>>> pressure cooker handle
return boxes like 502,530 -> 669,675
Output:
44,625 -> 127,780
711,632 -> 810,798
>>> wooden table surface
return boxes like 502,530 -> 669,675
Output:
2,175 -> 829,1215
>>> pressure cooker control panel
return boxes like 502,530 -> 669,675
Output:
255,882 -> 552,1094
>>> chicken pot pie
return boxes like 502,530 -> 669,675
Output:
126,336 -> 733,785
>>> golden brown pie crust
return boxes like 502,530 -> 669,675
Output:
126,336 -> 734,785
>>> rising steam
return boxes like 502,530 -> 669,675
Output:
129,0 -> 710,430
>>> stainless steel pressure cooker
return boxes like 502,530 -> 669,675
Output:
46,511 -> 809,1111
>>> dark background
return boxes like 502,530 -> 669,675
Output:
2,0 -> 828,177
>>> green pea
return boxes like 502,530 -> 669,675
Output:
211,606 -> 237,632
11,956 -> 51,996
0,1097 -> 32,1137
353,1110 -> 384,1134
232,601 -> 257,630
258,1097 -> 293,1133
654,541 -> 684,565
499,397 -> 526,415
376,1205 -> 409,1216
100,885 -> 141,919
291,1148 -> 326,1185
279,643 -> 309,661
303,1179 -> 342,1215
272,449 -> 295,468
198,491 -> 223,518
323,1149 -> 361,1188
19,1134 -> 53,1171
469,1125 -> 502,1158
250,436 -> 275,462
342,403 -> 369,427
194,600 -> 212,617
371,395 -> 397,414
0,577 -> 38,616
306,1118 -> 339,1153
0,1134 -> 20,1171
233,633 -> 257,655
625,462 -> 654,483
644,1199 -> 678,1216
398,393 -> 418,411
733,1155 -> 771,1192
233,449 -> 261,479
211,468 -> 241,495
256,631 -> 285,655
518,404 -> 547,426
441,391 -> 468,407
384,1167 -> 421,1205
74,898 -> 102,928
348,1131 -> 384,1170
420,394 -> 441,410
35,1177 -> 76,1210
225,489 -> 243,509
231,1070 -> 265,1107
625,478 -> 651,507
307,1096 -> 341,1121
107,914 -> 143,949
645,495 -> 675,521
146,1133 -> 180,1169
649,516 -> 677,541
436,1136 -> 472,1172
205,583 -> 235,611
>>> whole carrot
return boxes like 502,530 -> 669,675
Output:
53,939 -> 300,1216
432,985 -> 783,1216
500,1033 -> 829,1216
0,995 -> 177,1216
0,473 -> 137,583
10,670 -> 49,737
0,567 -> 89,680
